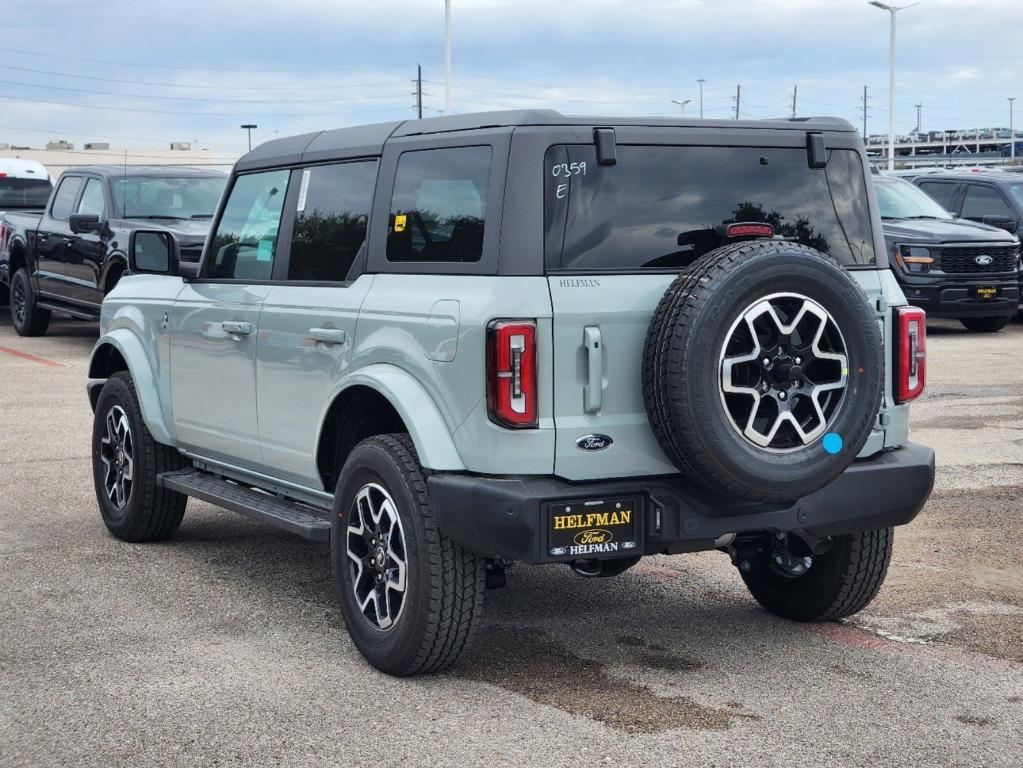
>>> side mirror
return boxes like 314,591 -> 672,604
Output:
69,213 -> 102,234
128,230 -> 177,275
982,215 -> 1019,233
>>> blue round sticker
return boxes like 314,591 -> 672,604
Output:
822,433 -> 843,454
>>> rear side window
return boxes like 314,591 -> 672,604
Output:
50,176 -> 82,220
386,146 -> 491,263
960,185 -> 1013,220
77,178 -> 106,218
287,161 -> 376,282
544,145 -> 876,271
916,181 -> 958,211
207,170 -> 290,281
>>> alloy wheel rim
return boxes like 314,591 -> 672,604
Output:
12,279 -> 25,326
346,483 -> 408,630
718,292 -> 849,452
99,405 -> 134,509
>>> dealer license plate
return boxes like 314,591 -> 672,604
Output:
974,286 -> 999,300
547,498 -> 639,559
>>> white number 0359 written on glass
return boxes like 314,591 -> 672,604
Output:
551,162 -> 587,177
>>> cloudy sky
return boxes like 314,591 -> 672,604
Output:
2,0 -> 1020,160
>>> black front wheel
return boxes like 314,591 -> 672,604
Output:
738,527 -> 893,622
10,268 -> 50,337
332,434 -> 485,676
960,315 -> 1010,333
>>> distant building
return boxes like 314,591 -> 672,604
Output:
84,142 -> 110,150
46,140 -> 74,151
169,141 -> 192,151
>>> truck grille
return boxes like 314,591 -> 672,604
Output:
934,245 -> 1018,274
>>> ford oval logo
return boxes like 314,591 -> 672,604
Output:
975,254 -> 993,265
576,434 -> 613,452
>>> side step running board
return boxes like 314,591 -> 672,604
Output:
159,468 -> 332,541
36,301 -> 100,321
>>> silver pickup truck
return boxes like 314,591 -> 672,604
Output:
87,111 -> 935,676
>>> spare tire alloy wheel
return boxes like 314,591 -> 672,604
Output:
643,241 -> 883,503
346,483 -> 407,631
720,292 -> 848,451
99,405 -> 135,510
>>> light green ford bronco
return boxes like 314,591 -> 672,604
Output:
87,111 -> 935,676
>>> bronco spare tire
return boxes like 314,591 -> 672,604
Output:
643,240 -> 883,503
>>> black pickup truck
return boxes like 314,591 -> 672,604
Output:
0,165 -> 226,336
874,174 -> 1020,332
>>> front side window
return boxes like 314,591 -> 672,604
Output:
288,161 -> 377,282
960,185 -> 1014,220
207,170 -> 290,281
112,176 -> 227,220
916,181 -> 958,211
544,145 -> 876,271
77,178 -> 106,218
387,146 -> 491,263
874,178 -> 951,220
50,176 -> 82,221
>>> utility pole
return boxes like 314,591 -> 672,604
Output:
444,0 -> 452,114
859,85 -> 867,138
1010,97 -> 1016,161
735,84 -> 741,120
413,64 -> 423,119
791,85 -> 798,118
697,78 -> 706,118
869,2 -> 918,171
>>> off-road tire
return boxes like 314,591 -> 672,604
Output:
740,527 -> 894,622
642,240 -> 884,503
10,268 -> 50,337
91,371 -> 187,541
332,434 -> 485,676
960,315 -> 1010,333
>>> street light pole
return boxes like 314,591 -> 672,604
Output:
697,78 -> 706,118
444,0 -> 452,114
869,1 -> 918,172
671,99 -> 691,116
240,124 -> 257,152
1010,97 -> 1016,161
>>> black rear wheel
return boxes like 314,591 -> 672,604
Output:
960,315 -> 1010,333
739,528 -> 893,622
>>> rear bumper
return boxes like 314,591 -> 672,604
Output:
899,275 -> 1019,318
427,442 -> 935,563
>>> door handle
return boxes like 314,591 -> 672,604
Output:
583,326 -> 603,413
307,327 -> 347,345
221,320 -> 253,336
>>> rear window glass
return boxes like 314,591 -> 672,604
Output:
387,146 -> 491,263
544,145 -> 876,271
0,178 -> 52,209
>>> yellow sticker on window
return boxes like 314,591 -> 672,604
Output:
393,214 -> 407,233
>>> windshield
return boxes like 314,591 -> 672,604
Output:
112,176 -> 227,219
544,144 -> 876,271
0,177 -> 52,209
874,178 -> 952,220
1008,184 -> 1023,208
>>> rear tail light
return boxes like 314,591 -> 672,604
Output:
487,320 -> 537,428
895,306 -> 926,403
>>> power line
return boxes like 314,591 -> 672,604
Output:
0,77 -> 413,104
0,64 -> 406,92
0,93 -> 420,118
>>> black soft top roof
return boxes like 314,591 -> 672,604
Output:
234,110 -> 857,172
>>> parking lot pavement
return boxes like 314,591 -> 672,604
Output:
1,314 -> 1021,768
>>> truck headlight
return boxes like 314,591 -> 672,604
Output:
894,245 -> 934,273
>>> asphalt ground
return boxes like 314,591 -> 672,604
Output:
1,312 -> 1021,767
